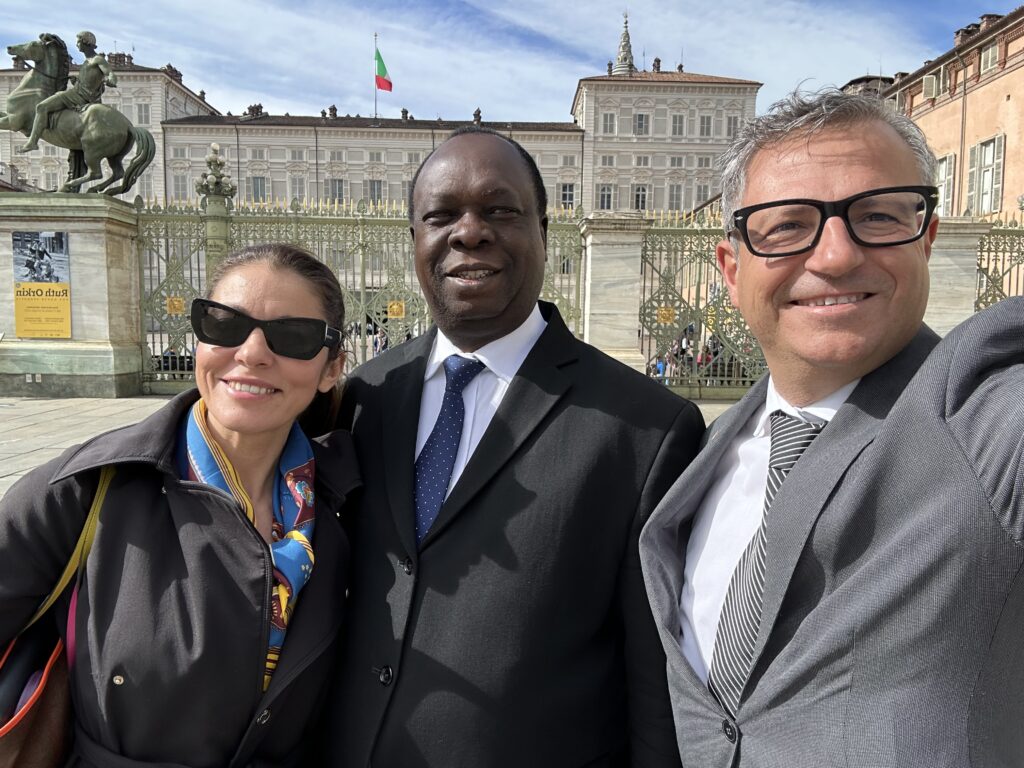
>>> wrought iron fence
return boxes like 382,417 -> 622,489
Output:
639,224 -> 766,398
976,219 -> 1024,310
136,196 -> 584,392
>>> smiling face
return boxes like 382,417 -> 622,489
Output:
195,262 -> 343,449
411,133 -> 548,351
716,121 -> 938,405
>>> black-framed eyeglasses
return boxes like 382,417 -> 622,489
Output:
190,298 -> 341,360
730,185 -> 939,258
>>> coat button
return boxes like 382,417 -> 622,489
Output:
722,719 -> 737,743
401,558 -> 413,575
112,675 -> 125,686
377,665 -> 394,686
256,708 -> 271,725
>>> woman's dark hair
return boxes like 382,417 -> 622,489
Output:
205,243 -> 346,435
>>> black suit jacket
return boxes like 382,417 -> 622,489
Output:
324,302 -> 704,767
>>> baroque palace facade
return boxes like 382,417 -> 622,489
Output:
0,18 -> 760,214
883,6 -> 1024,218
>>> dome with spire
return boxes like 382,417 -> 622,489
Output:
612,13 -> 636,76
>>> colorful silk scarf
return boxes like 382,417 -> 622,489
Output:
177,400 -> 316,690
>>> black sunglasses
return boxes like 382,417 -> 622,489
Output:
190,298 -> 341,360
730,185 -> 939,258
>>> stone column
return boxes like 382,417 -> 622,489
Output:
925,217 -> 992,336
196,143 -> 238,281
0,193 -> 143,396
580,213 -> 650,370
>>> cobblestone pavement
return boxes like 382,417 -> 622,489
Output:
0,396 -> 732,500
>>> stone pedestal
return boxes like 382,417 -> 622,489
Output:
926,217 -> 993,336
0,193 -> 144,396
580,213 -> 650,370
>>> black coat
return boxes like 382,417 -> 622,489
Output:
324,303 -> 705,767
0,390 -> 360,768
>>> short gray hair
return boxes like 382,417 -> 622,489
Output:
719,89 -> 937,234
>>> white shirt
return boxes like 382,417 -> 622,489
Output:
678,376 -> 859,682
414,304 -> 547,499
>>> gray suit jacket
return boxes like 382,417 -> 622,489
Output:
640,297 -> 1024,767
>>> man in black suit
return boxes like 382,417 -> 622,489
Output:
325,127 -> 704,767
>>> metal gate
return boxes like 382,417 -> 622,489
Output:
137,197 -> 584,392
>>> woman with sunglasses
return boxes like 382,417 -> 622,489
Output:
0,243 -> 359,767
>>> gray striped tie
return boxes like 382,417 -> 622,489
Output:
708,410 -> 825,717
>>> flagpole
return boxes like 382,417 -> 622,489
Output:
374,32 -> 378,120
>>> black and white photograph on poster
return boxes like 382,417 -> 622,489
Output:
13,231 -> 70,284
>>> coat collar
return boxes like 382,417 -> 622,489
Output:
51,389 -> 361,506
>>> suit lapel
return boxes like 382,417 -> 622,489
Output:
750,326 -> 940,672
419,305 -> 575,549
381,333 -> 433,559
642,379 -> 769,699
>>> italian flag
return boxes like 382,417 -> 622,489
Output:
375,48 -> 393,92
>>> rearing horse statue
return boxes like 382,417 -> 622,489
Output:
0,34 -> 155,195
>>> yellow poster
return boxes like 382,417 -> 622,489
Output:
12,231 -> 71,339
14,282 -> 71,338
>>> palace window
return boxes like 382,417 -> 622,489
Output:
670,156 -> 684,168
406,151 -> 421,164
699,115 -> 713,137
727,115 -> 740,137
632,184 -> 648,210
633,113 -> 650,136
696,183 -> 710,204
290,149 -> 305,162
171,146 -> 187,159
935,155 -> 954,216
367,179 -> 384,202
671,115 -> 685,136
325,178 -> 346,202
968,135 -> 1004,214
559,183 -> 575,209
172,174 -> 189,200
562,155 -> 577,167
980,43 -> 998,73
249,176 -> 268,202
600,155 -> 615,167
329,150 -> 345,162
697,156 -> 712,168
368,151 -> 383,164
136,103 -> 150,125
598,184 -> 614,210
668,184 -> 683,211
250,148 -> 266,160
635,155 -> 650,167
602,113 -> 616,134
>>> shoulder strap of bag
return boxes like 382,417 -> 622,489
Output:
23,466 -> 116,630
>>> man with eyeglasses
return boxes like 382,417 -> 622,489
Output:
639,89 -> 1024,766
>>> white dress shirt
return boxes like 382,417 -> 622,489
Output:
414,304 -> 547,499
678,376 -> 859,682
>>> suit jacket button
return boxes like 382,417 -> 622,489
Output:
256,708 -> 271,725
377,665 -> 394,686
722,719 -> 737,743
401,558 -> 414,575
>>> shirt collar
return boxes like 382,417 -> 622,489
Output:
752,376 -> 860,437
424,304 -> 547,384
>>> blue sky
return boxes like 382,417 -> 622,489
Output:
1,1 -> 1017,123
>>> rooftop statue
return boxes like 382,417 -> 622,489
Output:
0,32 -> 154,194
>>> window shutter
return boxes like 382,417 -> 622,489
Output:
991,134 -> 1005,213
943,153 -> 955,215
965,143 -> 978,215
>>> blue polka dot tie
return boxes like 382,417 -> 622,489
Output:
414,355 -> 486,545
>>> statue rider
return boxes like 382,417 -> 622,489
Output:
18,31 -> 116,154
